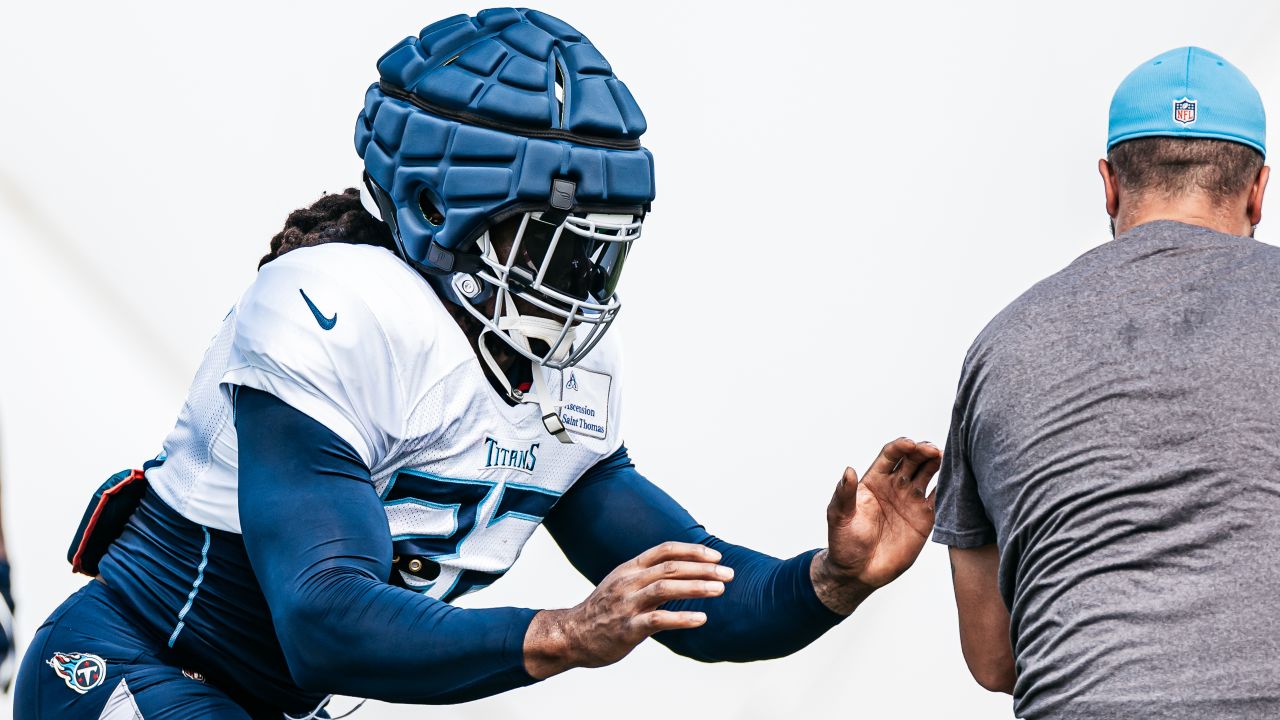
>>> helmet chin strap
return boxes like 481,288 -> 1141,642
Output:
476,294 -> 576,444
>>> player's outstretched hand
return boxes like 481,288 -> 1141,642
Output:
523,541 -> 733,679
811,437 -> 940,615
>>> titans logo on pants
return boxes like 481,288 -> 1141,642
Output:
46,651 -> 107,694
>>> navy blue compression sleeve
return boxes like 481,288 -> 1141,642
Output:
543,447 -> 843,662
234,387 -> 538,703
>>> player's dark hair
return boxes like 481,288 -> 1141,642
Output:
1108,137 -> 1263,202
259,188 -> 396,268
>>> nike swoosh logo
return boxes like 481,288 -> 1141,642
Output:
299,289 -> 337,331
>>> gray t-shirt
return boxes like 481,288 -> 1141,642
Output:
934,220 -> 1280,719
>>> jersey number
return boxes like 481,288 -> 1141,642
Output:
381,469 -> 560,599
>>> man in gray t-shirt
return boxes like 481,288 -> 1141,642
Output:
935,47 -> 1276,719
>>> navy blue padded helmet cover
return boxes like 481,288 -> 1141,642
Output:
355,8 -> 656,273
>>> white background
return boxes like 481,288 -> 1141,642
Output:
1,1 -> 1277,718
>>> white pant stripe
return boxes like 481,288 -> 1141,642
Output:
98,678 -> 144,720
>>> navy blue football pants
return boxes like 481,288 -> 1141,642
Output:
14,581 -> 302,720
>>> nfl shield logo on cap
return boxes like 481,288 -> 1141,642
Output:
1173,98 -> 1197,125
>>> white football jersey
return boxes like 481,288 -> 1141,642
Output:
146,243 -> 623,600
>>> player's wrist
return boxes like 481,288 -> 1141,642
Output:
523,609 -> 575,680
811,550 -> 876,616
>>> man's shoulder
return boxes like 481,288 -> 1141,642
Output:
965,272 -> 1071,363
980,227 -> 1280,339
262,244 -> 432,318
237,244 -> 475,399
962,228 -> 1280,376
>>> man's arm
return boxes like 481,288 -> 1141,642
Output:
948,544 -> 1015,694
932,381 -> 1014,694
237,387 -> 538,702
541,439 -> 940,664
236,387 -> 724,700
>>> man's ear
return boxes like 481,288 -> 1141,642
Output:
1098,158 -> 1120,218
1247,165 -> 1269,226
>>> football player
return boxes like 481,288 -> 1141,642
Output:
14,9 -> 939,719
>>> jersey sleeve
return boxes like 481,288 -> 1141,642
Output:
932,364 -> 998,549
221,253 -> 406,469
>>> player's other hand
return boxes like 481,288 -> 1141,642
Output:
812,437 -> 940,615
523,541 -> 732,679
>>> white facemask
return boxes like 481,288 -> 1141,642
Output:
477,297 -> 578,443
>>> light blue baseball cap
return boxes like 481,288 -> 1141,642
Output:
1107,46 -> 1266,157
